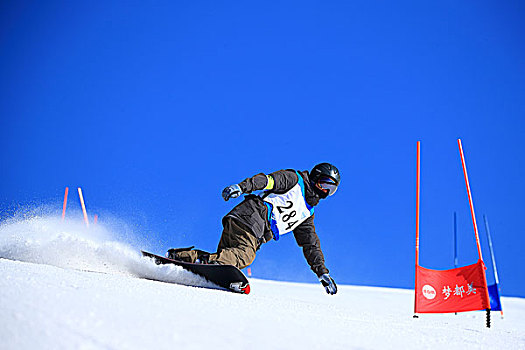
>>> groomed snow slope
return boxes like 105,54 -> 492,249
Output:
1,216 -> 524,350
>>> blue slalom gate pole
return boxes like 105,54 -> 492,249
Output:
483,214 -> 504,317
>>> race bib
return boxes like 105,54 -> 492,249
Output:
263,172 -> 314,239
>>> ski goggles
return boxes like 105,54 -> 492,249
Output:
318,177 -> 338,196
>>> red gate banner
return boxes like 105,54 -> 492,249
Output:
415,260 -> 490,313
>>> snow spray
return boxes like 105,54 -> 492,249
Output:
0,212 -> 215,289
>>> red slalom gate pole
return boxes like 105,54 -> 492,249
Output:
458,139 -> 491,326
414,141 -> 421,317
415,141 -> 421,266
62,187 -> 69,220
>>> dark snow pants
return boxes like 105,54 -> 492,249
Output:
176,217 -> 259,269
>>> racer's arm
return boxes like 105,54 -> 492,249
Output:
238,169 -> 299,194
292,215 -> 329,277
237,173 -> 274,193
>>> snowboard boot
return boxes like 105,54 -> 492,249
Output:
166,246 -> 195,261
167,247 -> 213,264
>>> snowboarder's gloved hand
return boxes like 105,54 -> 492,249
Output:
319,273 -> 338,295
222,184 -> 242,201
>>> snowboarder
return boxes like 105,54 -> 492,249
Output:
167,163 -> 340,295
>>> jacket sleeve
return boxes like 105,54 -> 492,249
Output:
292,215 -> 329,277
238,169 -> 298,194
238,173 -> 269,193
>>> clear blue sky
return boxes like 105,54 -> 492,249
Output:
1,1 -> 524,296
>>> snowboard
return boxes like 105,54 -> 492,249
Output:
141,250 -> 250,294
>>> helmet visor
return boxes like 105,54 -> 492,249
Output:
318,177 -> 338,196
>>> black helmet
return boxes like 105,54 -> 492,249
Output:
310,163 -> 340,198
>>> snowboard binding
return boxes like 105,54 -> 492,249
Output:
166,246 -> 214,265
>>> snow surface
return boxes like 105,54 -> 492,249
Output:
1,216 -> 524,350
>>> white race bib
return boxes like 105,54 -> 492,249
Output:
262,172 -> 314,240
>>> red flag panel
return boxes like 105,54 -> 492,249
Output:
415,260 -> 490,313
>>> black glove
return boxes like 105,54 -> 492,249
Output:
222,184 -> 242,201
319,273 -> 337,295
